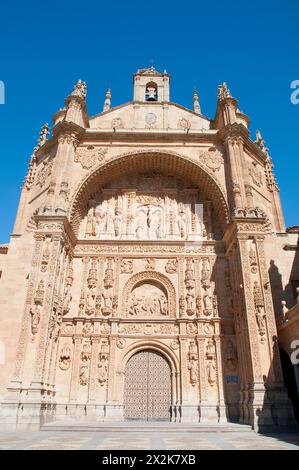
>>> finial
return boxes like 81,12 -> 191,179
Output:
217,82 -> 231,101
71,79 -> 87,100
193,88 -> 201,114
281,300 -> 288,322
103,87 -> 111,112
255,129 -> 269,155
37,123 -> 49,149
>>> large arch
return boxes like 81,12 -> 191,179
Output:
118,339 -> 181,414
69,149 -> 229,236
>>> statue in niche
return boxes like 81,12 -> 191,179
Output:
206,338 -> 216,357
62,284 -> 72,315
86,206 -> 97,237
179,296 -> 185,317
253,281 -> 266,333
212,295 -> 218,316
201,258 -> 211,288
96,207 -> 107,238
249,246 -> 258,273
113,203 -> 122,237
98,357 -> 108,385
205,338 -> 217,386
79,356 -> 89,386
30,303 -> 41,335
206,359 -> 217,386
186,292 -> 195,315
203,292 -> 213,316
102,288 -> 113,316
56,181 -> 69,214
196,295 -> 201,317
188,359 -> 198,386
177,203 -> 186,238
86,279 -> 97,313
80,343 -> 91,385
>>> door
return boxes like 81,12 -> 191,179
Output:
124,349 -> 171,421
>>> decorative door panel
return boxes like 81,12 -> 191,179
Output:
124,350 -> 171,421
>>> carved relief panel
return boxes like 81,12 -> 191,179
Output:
78,173 -> 220,241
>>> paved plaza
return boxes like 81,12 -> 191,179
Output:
0,429 -> 298,450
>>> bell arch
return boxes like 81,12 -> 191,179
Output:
122,270 -> 176,318
69,149 -> 229,237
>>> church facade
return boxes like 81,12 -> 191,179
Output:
0,67 -> 298,430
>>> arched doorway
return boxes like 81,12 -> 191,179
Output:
124,349 -> 172,421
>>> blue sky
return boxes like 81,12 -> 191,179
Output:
0,0 -> 298,242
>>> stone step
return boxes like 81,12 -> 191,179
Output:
41,420 -> 253,433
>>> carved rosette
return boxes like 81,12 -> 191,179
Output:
199,147 -> 223,173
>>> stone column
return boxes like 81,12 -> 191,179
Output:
69,336 -> 82,404
87,336 -> 101,416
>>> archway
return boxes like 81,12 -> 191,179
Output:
69,149 -> 229,237
124,349 -> 172,421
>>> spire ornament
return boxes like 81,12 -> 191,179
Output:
103,87 -> 111,112
217,82 -> 231,101
255,130 -> 269,155
193,88 -> 201,114
70,79 -> 87,100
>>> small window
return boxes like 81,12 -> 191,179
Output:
145,82 -> 158,101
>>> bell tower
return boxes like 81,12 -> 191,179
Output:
133,67 -> 170,102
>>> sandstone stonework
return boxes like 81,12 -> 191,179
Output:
0,67 -> 298,431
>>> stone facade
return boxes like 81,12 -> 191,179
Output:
0,67 -> 298,430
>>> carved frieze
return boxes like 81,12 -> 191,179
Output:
118,322 -> 179,335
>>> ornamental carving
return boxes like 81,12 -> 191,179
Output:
59,345 -> 71,371
249,245 -> 258,274
120,259 -> 133,274
253,280 -> 266,342
165,258 -> 178,274
118,322 -> 179,335
116,337 -> 126,349
111,117 -> 124,129
36,158 -> 54,187
128,283 -> 168,318
122,271 -> 176,318
75,146 -> 108,170
199,147 -> 223,172
249,164 -> 263,187
186,322 -> 198,335
178,118 -> 191,130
